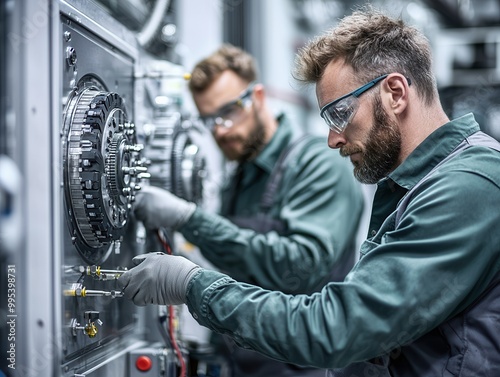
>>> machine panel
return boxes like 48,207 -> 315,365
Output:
59,5 -> 146,374
2,1 -> 209,376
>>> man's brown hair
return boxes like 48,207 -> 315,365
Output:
294,7 -> 437,104
189,44 -> 258,93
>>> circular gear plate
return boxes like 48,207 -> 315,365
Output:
171,129 -> 205,204
62,85 -> 145,264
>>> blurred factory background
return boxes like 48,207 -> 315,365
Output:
1,0 -> 500,376
77,0 -> 500,137
177,0 -> 500,138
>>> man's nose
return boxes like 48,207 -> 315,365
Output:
327,130 -> 347,149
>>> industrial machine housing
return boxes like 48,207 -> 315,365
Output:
1,0 -> 207,376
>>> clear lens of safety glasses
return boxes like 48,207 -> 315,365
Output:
200,84 -> 255,132
319,74 -> 389,134
202,114 -> 234,132
321,96 -> 360,134
211,116 -> 234,130
203,100 -> 250,131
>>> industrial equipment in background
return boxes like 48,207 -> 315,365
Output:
434,26 -> 500,141
1,0 -> 210,376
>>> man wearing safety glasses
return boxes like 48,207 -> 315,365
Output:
119,8 -> 500,376
128,44 -> 364,376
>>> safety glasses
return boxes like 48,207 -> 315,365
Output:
200,83 -> 256,132
320,74 -> 389,134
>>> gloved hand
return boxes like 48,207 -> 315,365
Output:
117,252 -> 202,306
134,186 -> 196,230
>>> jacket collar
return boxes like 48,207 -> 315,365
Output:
385,113 -> 480,191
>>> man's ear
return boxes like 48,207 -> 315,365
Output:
252,83 -> 266,108
383,74 -> 409,115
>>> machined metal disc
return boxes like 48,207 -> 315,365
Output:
62,86 -> 144,264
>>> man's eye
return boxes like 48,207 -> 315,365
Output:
219,104 -> 239,117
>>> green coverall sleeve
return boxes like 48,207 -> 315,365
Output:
185,168 -> 500,368
180,143 -> 364,293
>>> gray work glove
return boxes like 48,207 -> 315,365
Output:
117,252 -> 201,306
134,186 -> 196,230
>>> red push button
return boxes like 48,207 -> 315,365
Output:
135,355 -> 152,372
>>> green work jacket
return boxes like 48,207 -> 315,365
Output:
180,114 -> 363,294
183,113 -> 500,369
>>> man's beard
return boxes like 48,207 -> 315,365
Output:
238,110 -> 266,162
341,95 -> 401,184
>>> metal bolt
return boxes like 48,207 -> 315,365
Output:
124,144 -> 144,152
66,46 -> 77,66
63,31 -> 72,42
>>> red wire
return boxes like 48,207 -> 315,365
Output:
157,229 -> 172,254
169,305 -> 187,377
157,230 -> 187,377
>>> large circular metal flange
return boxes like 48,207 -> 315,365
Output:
62,86 -> 144,264
171,129 -> 205,204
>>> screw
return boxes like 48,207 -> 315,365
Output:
66,46 -> 77,66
